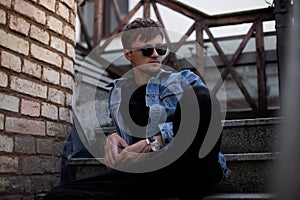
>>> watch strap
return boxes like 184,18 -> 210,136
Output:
148,136 -> 156,142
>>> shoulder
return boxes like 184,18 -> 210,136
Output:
170,69 -> 207,88
106,77 -> 131,89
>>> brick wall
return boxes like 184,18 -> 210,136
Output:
0,0 -> 76,198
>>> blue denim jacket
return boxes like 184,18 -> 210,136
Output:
107,69 -> 230,177
107,69 -> 206,145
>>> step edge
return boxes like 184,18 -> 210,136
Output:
203,192 -> 277,199
224,152 -> 281,161
222,117 -> 283,127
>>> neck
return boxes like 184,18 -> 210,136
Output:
133,69 -> 158,85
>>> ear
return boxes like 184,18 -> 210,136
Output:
124,49 -> 132,62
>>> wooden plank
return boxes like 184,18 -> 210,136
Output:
143,0 -> 150,18
207,8 -> 274,27
255,19 -> 268,110
93,0 -> 104,46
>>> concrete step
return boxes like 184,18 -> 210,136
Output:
64,117 -> 281,194
67,152 -> 279,194
221,117 -> 282,154
214,153 -> 279,193
203,193 -> 276,200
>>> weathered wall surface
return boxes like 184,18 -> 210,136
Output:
0,0 -> 76,198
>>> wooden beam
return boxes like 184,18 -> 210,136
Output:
206,8 -> 274,27
156,0 -> 208,20
255,19 -> 268,110
93,0 -> 104,46
143,0 -> 150,18
96,1 -> 143,55
110,0 -> 122,23
206,26 -> 258,110
77,8 -> 93,51
195,21 -> 204,76
163,23 -> 196,65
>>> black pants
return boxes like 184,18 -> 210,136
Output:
44,85 -> 223,200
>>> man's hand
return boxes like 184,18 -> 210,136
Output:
104,133 -> 150,168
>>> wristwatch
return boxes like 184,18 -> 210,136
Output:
145,136 -> 161,152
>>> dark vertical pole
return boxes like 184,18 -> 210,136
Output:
94,0 -> 104,47
274,0 -> 292,109
274,1 -> 300,200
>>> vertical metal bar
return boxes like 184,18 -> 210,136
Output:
94,0 -> 104,46
255,19 -> 267,111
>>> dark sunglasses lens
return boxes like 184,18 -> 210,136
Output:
155,44 -> 167,56
156,48 -> 167,56
141,45 -> 167,56
141,48 -> 154,57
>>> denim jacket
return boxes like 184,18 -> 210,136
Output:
107,69 -> 230,177
107,69 -> 206,146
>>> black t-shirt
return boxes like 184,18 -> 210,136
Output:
119,82 -> 149,143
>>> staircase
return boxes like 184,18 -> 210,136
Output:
203,117 -> 281,200
63,117 -> 281,200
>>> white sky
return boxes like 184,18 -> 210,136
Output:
128,0 -> 274,40
176,0 -> 271,15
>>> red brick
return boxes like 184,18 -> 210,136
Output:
21,99 -> 40,117
39,0 -> 56,12
42,67 -> 60,85
31,44 -> 62,67
9,15 -> 30,35
0,29 -> 29,55
5,117 -> 45,136
1,51 -> 22,72
0,70 -> 8,87
41,102 -> 58,120
14,0 -> 46,25
0,134 -> 13,152
10,76 -> 47,99
0,93 -> 19,112
0,9 -> 6,24
0,156 -> 18,173
30,25 -> 50,45
22,60 -> 42,78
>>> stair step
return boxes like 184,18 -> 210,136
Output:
67,152 -> 278,193
215,153 -> 279,193
221,117 -> 282,154
203,193 -> 276,200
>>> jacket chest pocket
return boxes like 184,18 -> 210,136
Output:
159,83 -> 183,107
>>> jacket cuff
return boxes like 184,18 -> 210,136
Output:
158,122 -> 174,146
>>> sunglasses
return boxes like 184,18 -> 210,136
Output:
132,44 -> 168,57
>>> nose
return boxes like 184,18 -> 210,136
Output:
151,48 -> 159,57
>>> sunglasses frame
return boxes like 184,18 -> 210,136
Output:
131,44 -> 168,57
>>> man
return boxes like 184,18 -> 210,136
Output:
44,18 -> 228,200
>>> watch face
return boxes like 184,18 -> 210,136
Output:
151,141 -> 161,152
